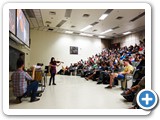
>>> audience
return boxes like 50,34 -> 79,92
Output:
52,42 -> 145,108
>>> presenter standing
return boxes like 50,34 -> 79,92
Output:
49,57 -> 61,85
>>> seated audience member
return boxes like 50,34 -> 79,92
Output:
122,77 -> 145,109
97,61 -> 114,84
106,58 -> 134,89
134,53 -> 141,62
120,52 -> 126,60
76,62 -> 84,76
16,53 -> 26,71
64,66 -> 70,75
69,63 -> 76,75
37,63 -> 43,67
129,56 -> 135,62
81,63 -> 93,77
57,66 -> 65,75
85,62 -> 104,81
136,54 -> 145,70
11,59 -> 40,103
131,54 -> 145,86
121,77 -> 145,96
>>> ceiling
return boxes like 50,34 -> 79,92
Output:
23,9 -> 145,39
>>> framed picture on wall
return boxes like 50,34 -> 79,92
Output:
70,46 -> 78,55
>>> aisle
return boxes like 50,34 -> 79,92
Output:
9,75 -> 132,109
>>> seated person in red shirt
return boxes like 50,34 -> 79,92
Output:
11,59 -> 40,103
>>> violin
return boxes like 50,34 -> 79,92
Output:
55,61 -> 64,64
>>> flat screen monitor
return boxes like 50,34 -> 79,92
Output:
9,9 -> 16,35
16,9 -> 30,47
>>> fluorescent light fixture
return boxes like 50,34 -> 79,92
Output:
80,33 -> 93,37
65,31 -> 73,34
98,36 -> 106,38
123,31 -> 131,35
99,14 -> 108,20
80,25 -> 93,31
100,29 -> 113,35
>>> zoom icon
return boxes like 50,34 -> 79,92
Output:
137,89 -> 158,110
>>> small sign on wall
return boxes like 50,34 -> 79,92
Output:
70,46 -> 78,55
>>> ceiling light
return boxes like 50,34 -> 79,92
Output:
80,33 -> 93,37
65,31 -> 73,34
99,14 -> 108,20
98,36 -> 106,38
123,31 -> 131,35
100,29 -> 113,35
80,25 -> 93,31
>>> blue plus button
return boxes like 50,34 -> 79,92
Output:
139,91 -> 155,107
137,89 -> 158,110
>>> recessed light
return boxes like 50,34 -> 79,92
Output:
79,33 -> 93,37
98,36 -> 106,38
80,25 -> 93,31
65,31 -> 73,34
99,14 -> 108,20
123,31 -> 131,35
100,29 -> 113,34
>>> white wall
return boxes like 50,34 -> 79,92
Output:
112,30 -> 145,48
30,30 -> 102,70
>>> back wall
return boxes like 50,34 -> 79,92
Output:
112,30 -> 145,48
30,30 -> 102,70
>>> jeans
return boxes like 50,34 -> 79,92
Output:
98,71 -> 109,83
27,80 -> 39,101
49,72 -> 56,85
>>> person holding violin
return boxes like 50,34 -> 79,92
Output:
49,57 -> 63,85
